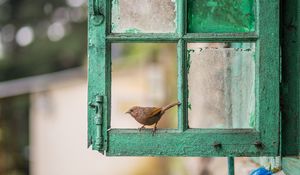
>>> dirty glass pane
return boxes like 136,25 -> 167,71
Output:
111,43 -> 177,129
188,43 -> 255,128
187,0 -> 255,33
111,0 -> 176,33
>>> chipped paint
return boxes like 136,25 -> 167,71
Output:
187,49 -> 194,74
249,112 -> 256,128
188,102 -> 192,110
186,49 -> 194,111
124,28 -> 142,33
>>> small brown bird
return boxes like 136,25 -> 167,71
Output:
126,102 -> 181,135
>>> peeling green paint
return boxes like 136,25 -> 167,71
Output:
188,102 -> 192,110
106,129 -> 277,156
124,28 -> 142,33
173,0 -> 177,32
186,49 -> 194,74
186,49 -> 194,112
111,0 -> 119,32
249,112 -> 255,127
188,0 -> 255,33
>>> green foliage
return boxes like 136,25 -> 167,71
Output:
113,43 -> 164,70
0,95 -> 30,175
0,0 -> 87,81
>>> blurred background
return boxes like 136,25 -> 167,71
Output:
0,0 -> 265,175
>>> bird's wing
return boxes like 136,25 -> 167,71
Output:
143,107 -> 162,119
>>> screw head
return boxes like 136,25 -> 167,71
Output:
254,141 -> 264,149
213,142 -> 222,149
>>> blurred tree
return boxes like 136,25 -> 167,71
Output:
0,0 -> 87,81
0,95 -> 29,175
0,0 -> 87,174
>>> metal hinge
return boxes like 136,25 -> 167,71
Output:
91,0 -> 104,26
92,0 -> 102,16
89,95 -> 104,152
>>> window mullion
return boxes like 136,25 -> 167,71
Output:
177,39 -> 188,131
177,0 -> 188,131
177,0 -> 186,35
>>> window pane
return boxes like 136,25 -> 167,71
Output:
111,0 -> 176,33
188,43 -> 255,128
111,43 -> 177,129
188,0 -> 255,33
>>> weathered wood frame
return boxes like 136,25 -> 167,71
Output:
88,0 -> 280,156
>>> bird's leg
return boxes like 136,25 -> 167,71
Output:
152,123 -> 158,136
138,125 -> 145,132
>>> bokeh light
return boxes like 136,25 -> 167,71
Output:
16,26 -> 34,47
47,22 -> 65,41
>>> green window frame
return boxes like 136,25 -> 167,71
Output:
88,0 -> 280,156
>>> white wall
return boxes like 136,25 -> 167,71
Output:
29,79 -> 145,175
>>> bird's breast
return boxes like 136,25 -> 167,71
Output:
134,114 -> 161,125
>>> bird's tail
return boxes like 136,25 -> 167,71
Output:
162,101 -> 181,113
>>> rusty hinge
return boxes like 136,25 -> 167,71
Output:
89,95 -> 104,152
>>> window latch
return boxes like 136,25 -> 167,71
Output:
89,95 -> 104,152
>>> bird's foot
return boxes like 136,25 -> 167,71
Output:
138,125 -> 145,132
152,126 -> 157,136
